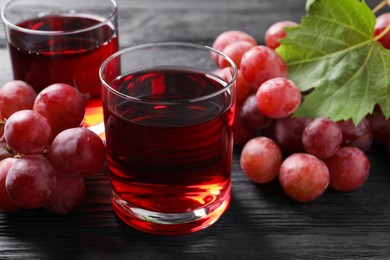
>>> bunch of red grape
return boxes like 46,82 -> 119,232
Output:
0,81 -> 106,214
212,17 -> 390,202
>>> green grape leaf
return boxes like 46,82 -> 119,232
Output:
277,0 -> 390,124
305,0 -> 315,11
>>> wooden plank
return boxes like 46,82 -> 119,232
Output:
116,0 -> 307,47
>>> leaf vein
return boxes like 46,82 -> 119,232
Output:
287,40 -> 372,66
314,14 -> 371,39
333,45 -> 374,119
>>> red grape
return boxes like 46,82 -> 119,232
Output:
218,41 -> 254,68
44,173 -> 85,215
235,70 -> 251,105
33,83 -> 85,139
4,110 -> 51,154
240,137 -> 282,183
337,118 -> 373,151
367,106 -> 390,146
0,80 -> 37,119
239,95 -> 273,131
279,153 -> 330,203
302,117 -> 342,158
374,12 -> 390,49
265,20 -> 298,50
324,147 -> 370,192
241,45 -> 288,91
233,104 -> 256,147
274,117 -> 311,154
48,127 -> 106,178
256,77 -> 301,119
6,154 -> 56,209
0,158 -> 20,212
212,30 -> 257,63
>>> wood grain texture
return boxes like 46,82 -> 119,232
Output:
115,0 -> 307,47
1,0 -> 390,259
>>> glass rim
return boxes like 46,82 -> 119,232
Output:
1,0 -> 118,35
99,41 -> 238,105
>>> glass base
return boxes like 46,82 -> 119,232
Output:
111,187 -> 231,235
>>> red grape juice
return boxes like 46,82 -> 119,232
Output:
103,68 -> 234,234
6,14 -> 119,129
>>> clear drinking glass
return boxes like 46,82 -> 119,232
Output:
1,0 -> 119,129
100,42 -> 237,235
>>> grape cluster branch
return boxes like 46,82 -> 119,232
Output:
372,0 -> 390,13
373,0 -> 390,42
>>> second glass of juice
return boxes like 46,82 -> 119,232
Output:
100,42 -> 237,235
1,0 -> 119,128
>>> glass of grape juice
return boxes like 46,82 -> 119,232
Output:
1,0 -> 119,129
100,42 -> 237,235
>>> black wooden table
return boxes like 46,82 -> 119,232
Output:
1,0 -> 390,259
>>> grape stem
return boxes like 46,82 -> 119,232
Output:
372,0 -> 390,13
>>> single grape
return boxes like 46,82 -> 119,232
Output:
0,80 -> 37,119
218,41 -> 254,68
44,173 -> 85,215
256,77 -> 301,119
4,110 -> 51,154
374,12 -> 390,49
0,158 -> 20,212
212,30 -> 257,63
323,147 -> 370,192
48,127 -> 106,178
240,45 -> 288,91
337,118 -> 373,152
240,137 -> 282,183
265,20 -> 298,50
279,153 -> 330,203
233,104 -> 256,147
33,83 -> 85,139
239,95 -> 273,131
6,154 -> 56,209
235,70 -> 251,106
302,117 -> 342,158
274,117 -> 311,154
366,106 -> 390,146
